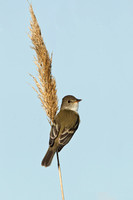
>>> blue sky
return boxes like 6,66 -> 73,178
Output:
1,0 -> 133,199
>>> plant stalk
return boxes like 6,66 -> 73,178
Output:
56,152 -> 65,200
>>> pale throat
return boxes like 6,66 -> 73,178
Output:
61,102 -> 79,112
69,102 -> 79,112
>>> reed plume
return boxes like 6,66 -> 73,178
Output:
29,4 -> 58,123
28,4 -> 64,200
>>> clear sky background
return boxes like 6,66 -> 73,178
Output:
1,0 -> 133,200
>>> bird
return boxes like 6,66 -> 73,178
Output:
41,95 -> 81,167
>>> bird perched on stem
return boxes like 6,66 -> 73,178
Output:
41,95 -> 81,167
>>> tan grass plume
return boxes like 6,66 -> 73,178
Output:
29,4 -> 58,123
28,5 -> 65,199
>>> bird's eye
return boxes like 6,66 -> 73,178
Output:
68,100 -> 71,103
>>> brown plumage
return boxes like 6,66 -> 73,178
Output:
41,95 -> 81,167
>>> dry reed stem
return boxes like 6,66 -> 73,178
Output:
29,4 -> 58,123
28,5 -> 65,200
57,152 -> 65,200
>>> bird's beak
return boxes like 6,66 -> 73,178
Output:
76,98 -> 82,102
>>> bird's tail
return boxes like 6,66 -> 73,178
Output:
41,147 -> 55,167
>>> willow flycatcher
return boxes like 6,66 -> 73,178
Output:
41,95 -> 81,167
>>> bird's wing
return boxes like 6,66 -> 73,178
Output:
49,110 -> 80,151
57,110 -> 80,151
58,115 -> 79,150
49,123 -> 60,147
